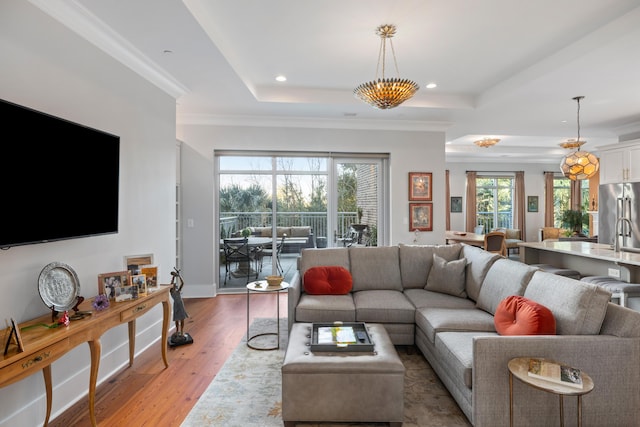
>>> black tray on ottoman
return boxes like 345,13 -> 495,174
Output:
310,321 -> 373,352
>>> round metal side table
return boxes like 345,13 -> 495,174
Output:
246,280 -> 289,350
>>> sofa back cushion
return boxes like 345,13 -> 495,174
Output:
460,244 -> 502,301
398,244 -> 462,289
303,266 -> 353,295
276,226 -> 290,237
476,258 -> 537,315
290,226 -> 311,237
524,271 -> 611,335
349,246 -> 402,291
299,248 -> 350,284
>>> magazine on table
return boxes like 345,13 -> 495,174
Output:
527,358 -> 583,389
317,326 -> 357,345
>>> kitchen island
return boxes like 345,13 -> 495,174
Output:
519,241 -> 640,283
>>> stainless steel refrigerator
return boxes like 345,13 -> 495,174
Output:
598,182 -> 640,249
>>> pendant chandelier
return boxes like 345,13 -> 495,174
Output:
354,24 -> 419,109
559,96 -> 599,180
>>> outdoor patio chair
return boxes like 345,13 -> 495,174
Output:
222,237 -> 257,285
259,234 -> 286,275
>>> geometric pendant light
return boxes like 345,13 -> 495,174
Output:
559,96 -> 599,180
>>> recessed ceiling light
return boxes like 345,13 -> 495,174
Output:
426,82 -> 437,89
275,75 -> 287,82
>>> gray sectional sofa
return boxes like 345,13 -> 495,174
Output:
287,243 -> 640,426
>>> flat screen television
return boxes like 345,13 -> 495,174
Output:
0,98 -> 120,248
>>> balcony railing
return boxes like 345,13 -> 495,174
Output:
476,212 -> 513,234
220,211 -> 361,241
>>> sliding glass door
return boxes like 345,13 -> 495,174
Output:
216,152 -> 387,292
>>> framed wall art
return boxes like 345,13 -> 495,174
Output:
98,271 -> 131,300
408,172 -> 432,201
409,203 -> 433,232
123,253 -> 154,275
450,196 -> 462,213
527,196 -> 539,213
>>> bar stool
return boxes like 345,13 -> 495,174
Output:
580,276 -> 640,308
531,264 -> 581,280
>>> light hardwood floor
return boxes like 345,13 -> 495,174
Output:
50,292 -> 288,427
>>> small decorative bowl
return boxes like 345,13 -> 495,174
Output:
265,275 -> 284,287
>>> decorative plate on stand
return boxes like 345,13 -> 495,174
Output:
38,262 -> 80,312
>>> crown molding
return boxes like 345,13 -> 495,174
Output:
28,0 -> 188,98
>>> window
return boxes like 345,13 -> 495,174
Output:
552,176 -> 589,233
553,177 -> 570,228
476,176 -> 514,232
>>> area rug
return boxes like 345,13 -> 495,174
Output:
181,318 -> 471,427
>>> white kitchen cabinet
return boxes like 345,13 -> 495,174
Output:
598,141 -> 640,184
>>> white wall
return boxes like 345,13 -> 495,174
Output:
0,2 -> 177,425
176,125 -> 447,296
446,162 -> 560,242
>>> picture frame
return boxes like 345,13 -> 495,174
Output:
450,196 -> 463,213
527,196 -> 539,213
115,285 -> 138,302
140,265 -> 159,291
409,203 -> 433,231
98,271 -> 131,301
408,172 -> 432,201
3,318 -> 24,355
131,274 -> 147,295
123,254 -> 154,275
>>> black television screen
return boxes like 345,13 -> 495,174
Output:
1,98 -> 120,248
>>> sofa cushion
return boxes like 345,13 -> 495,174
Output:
404,289 -> 476,310
494,295 -> 556,335
415,307 -> 496,344
349,246 -> 402,292
300,248 -> 350,281
398,244 -> 463,289
353,290 -> 415,323
524,271 -> 611,335
303,266 -> 352,295
435,331 -> 498,389
476,258 -> 537,315
295,293 -> 356,323
290,226 -> 311,237
425,254 -> 467,298
276,226 -> 290,237
460,244 -> 501,301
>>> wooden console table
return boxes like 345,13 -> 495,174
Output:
0,285 -> 170,426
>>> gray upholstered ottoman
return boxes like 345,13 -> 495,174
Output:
282,323 -> 404,427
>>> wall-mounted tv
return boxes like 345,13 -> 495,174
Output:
1,98 -> 120,248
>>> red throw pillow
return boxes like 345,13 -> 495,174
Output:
494,295 -> 556,335
303,266 -> 353,295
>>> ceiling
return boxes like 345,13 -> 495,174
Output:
32,0 -> 640,163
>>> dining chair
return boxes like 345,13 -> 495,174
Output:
484,231 -> 507,257
474,225 -> 484,234
222,237 -> 255,285
259,235 -> 286,275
